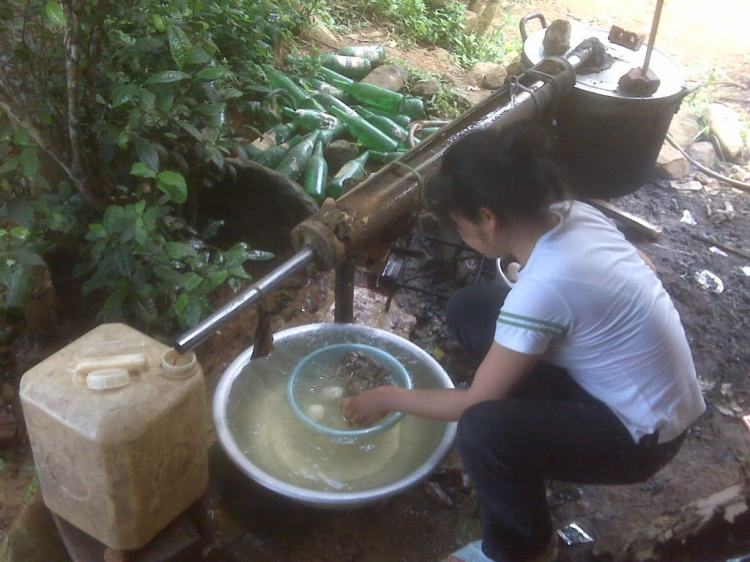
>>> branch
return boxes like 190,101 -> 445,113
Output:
0,95 -> 103,211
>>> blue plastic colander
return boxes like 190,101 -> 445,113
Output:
286,343 -> 412,441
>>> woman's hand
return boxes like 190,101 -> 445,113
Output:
341,387 -> 390,427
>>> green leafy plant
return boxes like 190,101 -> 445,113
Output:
76,197 -> 273,333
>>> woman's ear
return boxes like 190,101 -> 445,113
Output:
478,207 -> 499,233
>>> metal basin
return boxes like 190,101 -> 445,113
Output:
213,323 -> 457,508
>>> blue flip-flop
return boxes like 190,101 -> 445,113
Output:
446,541 -> 492,562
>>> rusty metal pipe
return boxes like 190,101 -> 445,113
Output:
175,47 -> 596,352
292,53 -> 588,267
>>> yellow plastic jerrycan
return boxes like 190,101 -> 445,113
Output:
20,323 -> 208,550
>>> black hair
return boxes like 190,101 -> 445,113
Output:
425,120 -> 568,228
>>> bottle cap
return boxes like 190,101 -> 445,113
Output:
86,368 -> 131,391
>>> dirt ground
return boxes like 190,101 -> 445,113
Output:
1,0 -> 750,560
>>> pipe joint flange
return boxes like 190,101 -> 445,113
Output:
291,218 -> 346,270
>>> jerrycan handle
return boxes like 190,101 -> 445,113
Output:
161,349 -> 199,380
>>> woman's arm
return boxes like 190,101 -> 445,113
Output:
341,343 -> 540,424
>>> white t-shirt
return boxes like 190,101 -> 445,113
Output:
494,201 -> 705,443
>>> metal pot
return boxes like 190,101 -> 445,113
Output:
213,322 -> 457,509
520,13 -> 694,198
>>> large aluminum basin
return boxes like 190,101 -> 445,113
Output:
213,323 -> 457,508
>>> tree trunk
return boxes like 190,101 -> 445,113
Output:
476,0 -> 501,38
468,0 -> 483,13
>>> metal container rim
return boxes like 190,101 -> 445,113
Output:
212,322 -> 458,507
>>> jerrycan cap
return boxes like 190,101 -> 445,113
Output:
161,349 -> 198,380
86,368 -> 130,391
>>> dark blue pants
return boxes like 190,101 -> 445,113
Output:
446,283 -> 685,562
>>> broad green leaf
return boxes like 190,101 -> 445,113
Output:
10,227 -> 30,239
202,219 -> 224,240
156,171 -> 187,204
133,296 -> 158,324
197,102 -> 226,116
229,265 -> 251,279
223,87 -> 244,99
175,120 -> 202,142
100,285 -> 129,321
183,272 -> 202,292
139,88 -> 156,111
89,223 -> 107,238
174,293 -> 188,313
145,71 -> 190,84
207,269 -> 228,288
19,148 -> 38,180
112,84 -> 139,107
12,250 -> 46,267
135,200 -> 146,214
196,67 -> 228,82
246,250 -> 274,261
0,260 -> 11,287
44,1 -> 66,26
0,158 -> 18,175
188,44 -> 211,65
153,265 -> 184,285
166,241 -> 198,260
154,84 -> 174,112
167,25 -> 192,69
130,162 -> 156,178
182,295 -> 202,327
6,199 -> 34,229
13,128 -> 29,146
134,221 -> 148,245
134,138 -> 159,172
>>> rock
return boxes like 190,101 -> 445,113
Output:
431,47 -> 453,63
668,105 -> 702,149
543,19 -> 571,55
463,9 -> 480,34
361,64 -> 409,92
703,103 -> 745,162
302,17 -> 340,48
414,81 -> 442,96
482,65 -> 507,89
325,140 -> 360,173
0,492 -> 69,562
688,141 -> 718,168
655,142 -> 690,179
459,88 -> 492,107
504,53 -> 523,81
468,62 -> 503,88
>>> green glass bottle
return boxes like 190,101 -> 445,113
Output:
246,122 -> 297,158
327,151 -> 370,199
330,78 -> 424,119
366,107 -> 412,128
261,64 -> 326,112
304,141 -> 328,204
353,106 -> 409,144
338,44 -> 386,63
254,135 -> 303,169
369,150 -> 407,163
276,131 -> 319,181
317,123 -> 347,147
317,66 -> 354,85
281,107 -> 338,131
312,91 -> 358,117
258,107 -> 282,128
319,54 -> 371,79
304,77 -> 349,102
327,106 -> 398,153
421,127 -> 441,137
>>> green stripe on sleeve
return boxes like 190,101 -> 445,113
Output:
499,311 -> 569,335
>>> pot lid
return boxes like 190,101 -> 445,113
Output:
523,22 -> 686,99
